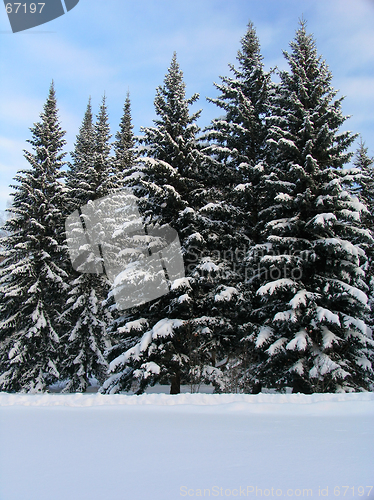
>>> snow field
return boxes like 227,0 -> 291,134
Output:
0,392 -> 373,500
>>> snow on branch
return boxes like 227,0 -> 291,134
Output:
257,278 -> 297,297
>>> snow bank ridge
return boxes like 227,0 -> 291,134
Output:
1,392 -> 374,415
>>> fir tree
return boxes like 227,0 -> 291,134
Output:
66,96 -> 115,204
349,140 -> 374,336
246,21 -> 374,393
94,96 -> 117,198
113,91 -> 136,185
60,97 -> 114,392
352,140 -> 374,226
104,92 -> 140,341
0,82 -> 68,392
204,21 -> 271,392
206,20 -> 270,217
64,98 -> 95,213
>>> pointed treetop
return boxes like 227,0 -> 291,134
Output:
82,97 -> 93,127
95,94 -> 111,146
26,81 -> 66,162
153,52 -> 200,130
354,138 -> 374,170
237,20 -> 263,68
163,52 -> 186,99
67,96 -> 95,186
298,15 -> 307,30
114,90 -> 135,172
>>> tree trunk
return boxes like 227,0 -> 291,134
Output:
292,376 -> 312,394
251,382 -> 262,394
170,371 -> 181,394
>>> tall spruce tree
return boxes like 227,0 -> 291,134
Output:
0,82 -> 68,392
205,20 -> 270,235
113,91 -> 136,185
64,98 -> 95,213
102,54 -> 242,394
203,21 -> 271,392
104,92 -> 139,347
246,21 -> 373,393
350,141 -> 374,335
352,140 -> 374,228
60,97 -> 114,392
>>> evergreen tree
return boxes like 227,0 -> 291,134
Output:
203,21 -> 271,392
104,92 -> 140,340
246,22 -> 373,393
113,91 -> 136,185
0,82 -> 68,392
60,97 -> 114,392
66,96 -> 115,204
205,21 -> 270,237
352,140 -> 374,226
64,98 -> 95,213
349,140 -> 374,337
102,54 -> 241,394
94,96 -> 117,198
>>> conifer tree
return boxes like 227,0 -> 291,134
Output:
206,21 -> 270,236
64,98 -> 95,213
246,22 -> 373,393
104,92 -> 140,340
0,82 -> 68,392
204,21 -> 271,392
352,140 -> 374,226
94,96 -> 117,198
350,140 -> 374,333
113,91 -> 136,185
60,97 -> 114,392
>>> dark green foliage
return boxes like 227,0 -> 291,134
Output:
246,22 -> 373,393
0,82 -> 68,392
113,91 -> 136,184
60,97 -> 114,392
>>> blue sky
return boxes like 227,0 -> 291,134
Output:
1,0 -> 374,212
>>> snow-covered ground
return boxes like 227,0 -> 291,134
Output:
0,392 -> 373,500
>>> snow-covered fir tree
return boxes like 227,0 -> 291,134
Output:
352,140 -> 374,229
205,20 -> 270,234
60,97 -> 114,392
203,21 -> 272,392
112,91 -> 137,185
0,83 -> 68,392
104,92 -> 143,338
64,98 -> 95,213
349,140 -> 374,339
102,53 -> 243,394
93,96 -> 118,197
245,21 -> 374,393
